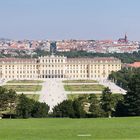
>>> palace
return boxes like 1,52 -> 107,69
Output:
0,55 -> 121,80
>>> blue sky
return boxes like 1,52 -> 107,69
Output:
0,0 -> 140,40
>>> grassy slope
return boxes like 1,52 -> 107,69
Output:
0,117 -> 140,140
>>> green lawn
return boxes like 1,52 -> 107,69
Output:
63,79 -> 98,83
7,80 -> 44,84
25,94 -> 40,101
64,84 -> 105,91
0,117 -> 140,140
3,85 -> 42,92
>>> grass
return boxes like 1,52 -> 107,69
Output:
3,85 -> 42,92
25,94 -> 40,101
67,94 -> 102,100
63,79 -> 98,83
7,80 -> 44,84
0,117 -> 140,140
64,84 -> 105,91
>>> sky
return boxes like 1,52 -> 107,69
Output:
0,0 -> 140,40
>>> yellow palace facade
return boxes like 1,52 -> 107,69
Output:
0,55 -> 121,80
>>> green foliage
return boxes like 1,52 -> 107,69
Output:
2,49 -> 140,63
101,87 -> 114,117
0,87 -> 17,116
109,67 -> 136,90
16,94 -> 35,118
52,99 -> 86,118
3,85 -> 42,92
124,71 -> 140,116
89,94 -> 105,117
16,94 -> 49,118
73,99 -> 86,118
0,87 -> 9,112
64,84 -> 105,91
25,94 -> 40,101
53,100 -> 75,118
34,48 -> 50,57
62,79 -> 97,83
56,50 -> 140,63
31,102 -> 49,118
7,80 -> 43,83
109,67 -> 140,117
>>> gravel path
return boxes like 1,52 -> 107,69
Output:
99,80 -> 126,94
39,79 -> 67,112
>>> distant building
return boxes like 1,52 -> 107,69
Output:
118,34 -> 128,43
126,62 -> 140,68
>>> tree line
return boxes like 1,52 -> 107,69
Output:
0,86 -> 123,119
0,87 -> 49,118
1,67 -> 140,119
56,50 -> 140,63
109,67 -> 140,116
2,49 -> 140,64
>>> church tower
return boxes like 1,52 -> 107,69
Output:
125,34 -> 127,42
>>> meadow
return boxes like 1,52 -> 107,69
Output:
0,117 -> 140,140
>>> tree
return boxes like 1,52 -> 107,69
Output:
89,94 -> 104,117
101,87 -> 114,118
124,71 -> 140,116
0,87 -> 17,118
108,68 -> 140,90
0,87 -> 9,112
53,100 -> 75,118
72,99 -> 86,118
16,94 -> 35,118
32,102 -> 49,118
7,89 -> 17,118
52,99 -> 86,118
115,100 -> 126,117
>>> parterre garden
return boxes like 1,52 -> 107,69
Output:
62,79 -> 98,83
3,85 -> 42,92
64,84 -> 105,91
2,80 -> 43,101
7,80 -> 44,83
63,79 -> 105,92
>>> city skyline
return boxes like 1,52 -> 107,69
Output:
0,0 -> 140,40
